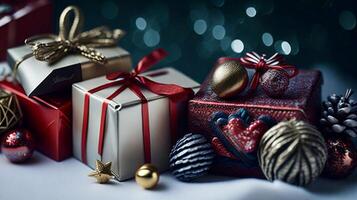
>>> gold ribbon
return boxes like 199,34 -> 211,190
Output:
13,5 -> 125,75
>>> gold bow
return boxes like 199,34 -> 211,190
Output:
24,5 -> 125,65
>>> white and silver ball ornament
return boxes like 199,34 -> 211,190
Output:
258,120 -> 327,186
169,133 -> 215,182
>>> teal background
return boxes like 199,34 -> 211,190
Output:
51,0 -> 357,89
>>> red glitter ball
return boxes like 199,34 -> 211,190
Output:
1,129 -> 35,163
260,69 -> 289,97
323,136 -> 357,179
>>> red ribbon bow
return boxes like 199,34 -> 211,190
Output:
81,48 -> 194,164
219,52 -> 299,92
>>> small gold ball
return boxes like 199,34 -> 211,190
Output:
211,61 -> 248,98
135,164 -> 159,189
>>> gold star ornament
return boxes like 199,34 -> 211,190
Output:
88,160 -> 119,184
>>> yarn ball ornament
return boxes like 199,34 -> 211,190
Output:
258,120 -> 327,186
169,133 -> 215,182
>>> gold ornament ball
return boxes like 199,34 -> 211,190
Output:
211,61 -> 248,98
135,164 -> 159,189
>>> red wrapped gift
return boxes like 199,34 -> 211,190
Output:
0,0 -> 52,60
188,69 -> 322,177
0,81 -> 71,161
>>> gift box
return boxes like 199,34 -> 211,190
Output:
0,80 -> 72,161
7,5 -> 132,96
8,45 -> 131,96
188,68 -> 322,177
72,64 -> 200,180
0,0 -> 52,60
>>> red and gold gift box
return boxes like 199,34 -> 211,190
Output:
188,69 -> 322,177
0,81 -> 72,161
0,0 -> 52,60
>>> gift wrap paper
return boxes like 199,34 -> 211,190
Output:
188,69 -> 322,177
0,0 -> 52,60
72,67 -> 200,180
0,80 -> 72,161
7,45 -> 131,96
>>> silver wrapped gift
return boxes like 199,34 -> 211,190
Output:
7,5 -> 132,96
7,45 -> 131,96
72,67 -> 199,181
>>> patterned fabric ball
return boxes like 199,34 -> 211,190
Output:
260,69 -> 289,97
258,120 -> 327,186
169,133 -> 215,182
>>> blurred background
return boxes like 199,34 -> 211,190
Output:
52,0 -> 357,92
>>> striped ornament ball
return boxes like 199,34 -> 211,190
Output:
169,133 -> 215,182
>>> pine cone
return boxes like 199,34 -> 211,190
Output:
320,89 -> 357,137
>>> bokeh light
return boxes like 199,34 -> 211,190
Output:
262,32 -> 274,46
135,17 -> 147,30
193,19 -> 208,35
52,1 -> 357,84
246,7 -> 257,18
339,10 -> 356,30
212,25 -> 226,40
281,41 -> 291,55
143,29 -> 160,47
231,39 -> 244,53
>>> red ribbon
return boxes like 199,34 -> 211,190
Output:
218,52 -> 299,92
80,49 -> 194,164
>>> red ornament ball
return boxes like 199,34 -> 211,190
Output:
1,129 -> 35,163
260,69 -> 289,97
323,136 -> 357,179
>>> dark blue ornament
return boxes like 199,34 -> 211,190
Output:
169,133 -> 215,182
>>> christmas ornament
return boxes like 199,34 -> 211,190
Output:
239,52 -> 298,95
0,89 -> 22,134
258,120 -> 327,186
1,129 -> 34,163
135,164 -> 159,189
210,60 -> 248,98
218,52 -> 298,96
169,133 -> 215,182
260,69 -> 289,97
320,89 -> 357,137
323,136 -> 357,179
210,109 -> 276,166
88,160 -> 119,184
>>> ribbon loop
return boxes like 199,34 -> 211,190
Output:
22,5 -> 125,65
135,48 -> 168,74
59,6 -> 83,41
240,52 -> 299,92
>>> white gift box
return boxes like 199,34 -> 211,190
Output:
8,45 -> 131,96
72,67 -> 200,181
